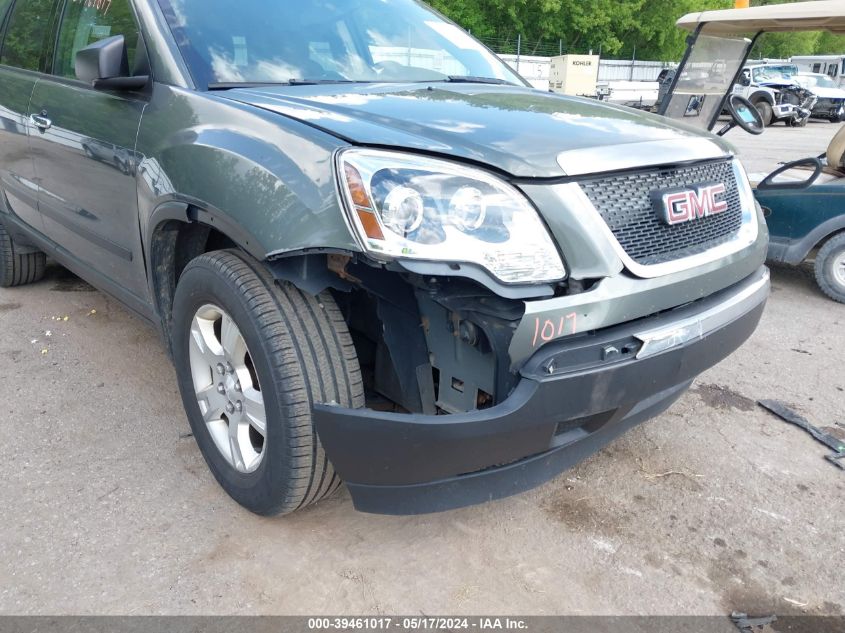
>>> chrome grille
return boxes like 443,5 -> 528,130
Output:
579,159 -> 744,266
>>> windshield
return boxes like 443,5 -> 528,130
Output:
659,34 -> 752,131
751,65 -> 798,83
795,74 -> 836,89
156,0 -> 524,89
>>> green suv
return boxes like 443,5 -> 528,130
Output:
0,0 -> 770,515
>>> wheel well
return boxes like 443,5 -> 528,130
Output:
150,218 -> 238,350
750,91 -> 775,106
815,228 -> 845,255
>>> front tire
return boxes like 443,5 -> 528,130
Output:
815,233 -> 845,304
171,250 -> 364,515
752,100 -> 773,127
0,222 -> 46,288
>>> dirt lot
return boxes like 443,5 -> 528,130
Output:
0,122 -> 843,617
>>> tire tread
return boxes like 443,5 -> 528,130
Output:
0,223 -> 46,288
176,250 -> 363,515
815,232 -> 845,304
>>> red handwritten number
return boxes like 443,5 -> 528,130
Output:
531,312 -> 579,347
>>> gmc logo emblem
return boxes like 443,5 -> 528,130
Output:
658,184 -> 728,226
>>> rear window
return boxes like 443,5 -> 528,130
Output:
0,0 -> 57,71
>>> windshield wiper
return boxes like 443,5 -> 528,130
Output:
443,75 -> 516,85
208,79 -> 367,91
288,79 -> 366,86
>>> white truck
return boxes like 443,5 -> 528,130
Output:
734,62 -> 815,126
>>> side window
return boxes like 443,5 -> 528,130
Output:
53,0 -> 139,79
830,65 -> 839,79
0,0 -> 58,71
813,63 -> 822,73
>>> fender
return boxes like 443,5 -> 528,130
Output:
135,85 -> 361,265
749,89 -> 776,106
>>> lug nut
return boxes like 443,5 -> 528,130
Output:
234,401 -> 243,413
225,402 -> 235,414
235,380 -> 242,392
217,383 -> 225,394
216,363 -> 226,375
226,363 -> 235,374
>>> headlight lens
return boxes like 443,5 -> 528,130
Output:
337,149 -> 566,284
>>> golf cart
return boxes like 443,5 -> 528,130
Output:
660,0 -> 845,302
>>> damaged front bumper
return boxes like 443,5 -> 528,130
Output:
313,267 -> 770,515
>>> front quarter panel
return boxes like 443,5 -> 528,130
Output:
136,85 -> 360,258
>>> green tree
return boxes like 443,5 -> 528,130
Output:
425,0 -> 733,59
816,31 -> 845,54
426,0 -> 845,61
0,0 -> 57,71
747,0 -> 831,59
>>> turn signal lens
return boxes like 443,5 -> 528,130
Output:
343,163 -> 384,240
345,164 -> 372,208
357,209 -> 384,241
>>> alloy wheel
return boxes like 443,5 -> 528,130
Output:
188,304 -> 267,473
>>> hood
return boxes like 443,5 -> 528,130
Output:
216,83 -> 730,178
806,85 -> 845,99
758,80 -> 799,89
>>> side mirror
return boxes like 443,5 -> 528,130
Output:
740,75 -> 751,87
75,35 -> 148,91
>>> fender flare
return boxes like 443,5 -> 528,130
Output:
145,198 -> 267,263
143,199 -> 269,349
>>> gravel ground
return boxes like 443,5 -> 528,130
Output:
0,122 -> 843,617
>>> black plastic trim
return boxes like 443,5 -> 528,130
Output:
346,381 -> 689,515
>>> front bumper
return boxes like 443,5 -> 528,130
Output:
811,100 -> 845,120
314,267 -> 770,515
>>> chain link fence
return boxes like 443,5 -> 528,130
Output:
474,35 -> 598,58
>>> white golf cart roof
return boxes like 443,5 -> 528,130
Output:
677,0 -> 845,37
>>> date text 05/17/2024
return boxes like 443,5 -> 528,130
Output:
307,617 -> 529,630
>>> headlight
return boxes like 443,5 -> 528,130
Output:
337,149 -> 566,285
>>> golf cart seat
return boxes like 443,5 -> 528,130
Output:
749,124 -> 845,189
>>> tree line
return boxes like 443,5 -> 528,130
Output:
424,0 -> 845,61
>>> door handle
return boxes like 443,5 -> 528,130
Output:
30,111 -> 52,131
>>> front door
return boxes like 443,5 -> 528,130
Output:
0,0 -> 60,232
28,0 -> 148,299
